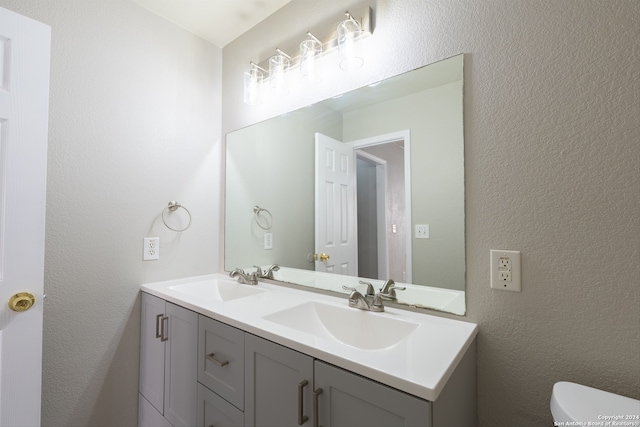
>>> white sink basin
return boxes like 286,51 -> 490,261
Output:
168,279 -> 265,302
263,301 -> 419,350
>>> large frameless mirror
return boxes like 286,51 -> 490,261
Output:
225,54 -> 465,315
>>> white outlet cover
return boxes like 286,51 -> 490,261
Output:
143,237 -> 160,261
490,249 -> 521,292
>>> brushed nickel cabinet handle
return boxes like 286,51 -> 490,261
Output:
313,387 -> 323,427
155,314 -> 163,339
298,380 -> 309,425
206,353 -> 229,367
160,316 -> 169,342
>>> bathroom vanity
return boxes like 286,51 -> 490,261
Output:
138,274 -> 477,427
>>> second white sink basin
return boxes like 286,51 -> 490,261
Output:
263,301 -> 419,350
168,279 -> 265,302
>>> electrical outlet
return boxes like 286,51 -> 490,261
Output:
415,224 -> 430,239
498,269 -> 511,282
143,237 -> 160,261
490,249 -> 521,292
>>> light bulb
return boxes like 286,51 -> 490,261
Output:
337,14 -> 364,70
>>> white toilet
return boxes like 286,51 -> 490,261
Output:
551,381 -> 640,424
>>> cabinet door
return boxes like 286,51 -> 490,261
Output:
198,316 -> 245,410
139,293 -> 167,414
245,334 -> 314,427
197,383 -> 244,427
314,361 -> 432,427
164,302 -> 198,427
139,393 -> 173,427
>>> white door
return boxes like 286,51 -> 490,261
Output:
0,7 -> 51,427
314,133 -> 357,275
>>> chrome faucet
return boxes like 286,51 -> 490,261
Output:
378,279 -> 406,300
342,285 -> 393,312
229,268 -> 258,285
255,264 -> 280,280
358,280 -> 376,296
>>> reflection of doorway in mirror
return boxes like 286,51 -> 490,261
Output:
349,130 -> 412,284
356,141 -> 405,281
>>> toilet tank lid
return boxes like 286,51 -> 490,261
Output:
551,382 -> 640,423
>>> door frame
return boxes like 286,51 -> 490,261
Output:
347,129 -> 412,283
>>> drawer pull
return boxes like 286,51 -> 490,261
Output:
298,379 -> 309,425
206,353 -> 229,367
313,387 -> 323,427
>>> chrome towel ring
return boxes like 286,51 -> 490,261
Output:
253,205 -> 273,230
162,201 -> 192,232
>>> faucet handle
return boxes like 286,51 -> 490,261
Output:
253,265 -> 264,276
229,267 -> 244,277
358,280 -> 376,296
342,285 -> 365,299
378,280 -> 406,300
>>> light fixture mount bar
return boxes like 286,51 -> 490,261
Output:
250,61 -> 266,73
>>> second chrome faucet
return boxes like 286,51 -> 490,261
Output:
342,280 -> 405,312
229,264 -> 280,285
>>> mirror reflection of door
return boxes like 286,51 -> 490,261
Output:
315,130 -> 411,282
314,133 -> 357,275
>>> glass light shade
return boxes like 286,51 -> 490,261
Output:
269,52 -> 290,96
300,38 -> 323,83
243,66 -> 264,105
337,17 -> 364,70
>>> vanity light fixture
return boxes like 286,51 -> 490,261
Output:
299,32 -> 323,83
337,12 -> 364,70
269,48 -> 291,96
243,62 -> 265,106
242,7 -> 372,105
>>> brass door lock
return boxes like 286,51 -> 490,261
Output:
8,292 -> 35,312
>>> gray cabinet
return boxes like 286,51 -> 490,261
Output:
139,293 -> 198,427
140,294 -> 475,427
244,334 -> 314,427
198,316 -> 245,410
245,334 -> 432,427
314,360 -> 431,427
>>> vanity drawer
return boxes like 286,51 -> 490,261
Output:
198,315 -> 245,410
197,383 -> 243,427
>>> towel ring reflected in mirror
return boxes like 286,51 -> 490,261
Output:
162,201 -> 192,232
253,205 -> 273,230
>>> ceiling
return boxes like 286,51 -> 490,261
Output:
132,0 -> 291,47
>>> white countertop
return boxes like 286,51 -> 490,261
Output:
141,273 -> 478,402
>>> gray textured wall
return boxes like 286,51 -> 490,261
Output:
0,0 -> 637,426
0,1 -> 222,425
222,1 -> 639,425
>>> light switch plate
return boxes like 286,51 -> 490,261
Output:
264,233 -> 273,250
415,224 -> 430,239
